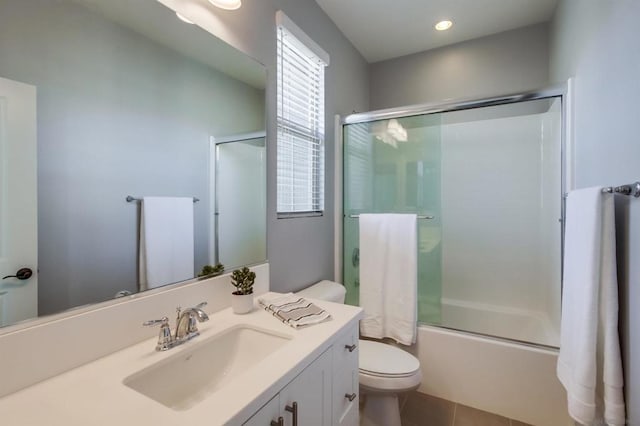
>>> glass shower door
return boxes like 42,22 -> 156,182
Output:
343,97 -> 562,347
343,113 -> 443,323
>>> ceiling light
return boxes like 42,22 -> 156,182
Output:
175,12 -> 194,24
434,20 -> 453,31
207,0 -> 242,10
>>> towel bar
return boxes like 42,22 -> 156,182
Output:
347,214 -> 434,219
126,195 -> 199,203
601,182 -> 640,197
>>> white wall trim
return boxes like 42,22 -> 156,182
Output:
333,114 -> 343,283
564,77 -> 575,192
275,10 -> 330,66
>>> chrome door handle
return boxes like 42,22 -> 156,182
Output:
345,343 -> 357,352
285,401 -> 298,426
345,393 -> 357,402
270,417 -> 284,426
2,267 -> 33,280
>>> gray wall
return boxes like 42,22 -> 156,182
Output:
0,0 -> 264,314
197,0 -> 370,292
550,1 -> 640,424
369,24 -> 549,110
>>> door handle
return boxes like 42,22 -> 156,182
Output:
270,417 -> 284,426
2,268 -> 33,280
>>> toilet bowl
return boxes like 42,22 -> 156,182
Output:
297,280 -> 422,426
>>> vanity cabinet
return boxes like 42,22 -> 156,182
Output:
243,323 -> 359,426
243,348 -> 332,426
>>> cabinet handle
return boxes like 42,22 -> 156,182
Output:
345,392 -> 357,402
345,344 -> 357,352
285,401 -> 298,426
270,417 -> 284,426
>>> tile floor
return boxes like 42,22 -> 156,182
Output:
398,391 -> 532,426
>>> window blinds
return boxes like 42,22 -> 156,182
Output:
276,22 -> 327,216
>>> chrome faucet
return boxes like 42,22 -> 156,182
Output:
175,302 -> 209,341
144,302 -> 209,351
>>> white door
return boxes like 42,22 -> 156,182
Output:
0,76 -> 37,326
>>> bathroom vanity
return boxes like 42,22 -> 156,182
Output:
0,294 -> 362,425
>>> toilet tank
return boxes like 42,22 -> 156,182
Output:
296,280 -> 346,304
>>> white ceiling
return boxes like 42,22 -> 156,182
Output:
315,0 -> 559,63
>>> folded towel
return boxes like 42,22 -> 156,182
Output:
258,293 -> 332,329
359,213 -> 418,345
557,187 -> 625,425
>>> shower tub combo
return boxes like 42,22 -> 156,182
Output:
337,87 -> 572,425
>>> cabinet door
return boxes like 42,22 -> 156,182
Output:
243,395 -> 281,426
333,324 -> 359,426
279,349 -> 332,426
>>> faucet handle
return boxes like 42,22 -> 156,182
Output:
143,316 -> 173,351
195,301 -> 207,310
143,317 -> 169,327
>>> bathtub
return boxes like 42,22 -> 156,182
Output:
440,298 -> 560,348
411,324 -> 572,426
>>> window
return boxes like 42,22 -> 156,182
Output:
276,11 -> 329,217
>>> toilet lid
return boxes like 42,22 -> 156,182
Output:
359,340 -> 420,377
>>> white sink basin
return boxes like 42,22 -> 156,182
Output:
124,325 -> 291,411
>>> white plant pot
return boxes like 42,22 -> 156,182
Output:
231,293 -> 254,314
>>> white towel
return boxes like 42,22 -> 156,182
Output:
359,214 -> 417,345
258,293 -> 332,328
557,187 -> 625,425
139,197 -> 194,291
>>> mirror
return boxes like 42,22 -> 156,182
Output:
0,0 -> 267,328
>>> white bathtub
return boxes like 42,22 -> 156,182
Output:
440,298 -> 560,348
411,324 -> 572,426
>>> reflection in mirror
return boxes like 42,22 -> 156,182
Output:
214,133 -> 267,269
0,0 -> 267,328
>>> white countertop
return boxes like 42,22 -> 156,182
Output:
0,296 -> 363,425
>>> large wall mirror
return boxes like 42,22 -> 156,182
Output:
0,0 -> 267,328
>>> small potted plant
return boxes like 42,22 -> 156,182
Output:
230,266 -> 256,314
198,263 -> 224,279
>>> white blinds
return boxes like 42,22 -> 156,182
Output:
276,23 -> 326,216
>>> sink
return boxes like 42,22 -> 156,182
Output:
124,325 -> 291,411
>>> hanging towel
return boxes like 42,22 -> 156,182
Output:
359,213 -> 417,345
139,197 -> 194,291
557,187 -> 625,425
258,292 -> 332,328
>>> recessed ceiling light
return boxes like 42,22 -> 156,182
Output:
207,0 -> 242,10
175,12 -> 194,24
435,20 -> 453,31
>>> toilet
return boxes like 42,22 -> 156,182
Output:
297,280 -> 422,426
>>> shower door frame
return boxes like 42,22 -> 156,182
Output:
335,83 -> 571,346
209,131 -> 267,266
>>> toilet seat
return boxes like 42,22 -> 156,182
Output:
358,340 -> 422,392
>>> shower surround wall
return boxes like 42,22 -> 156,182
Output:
439,101 -> 562,346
